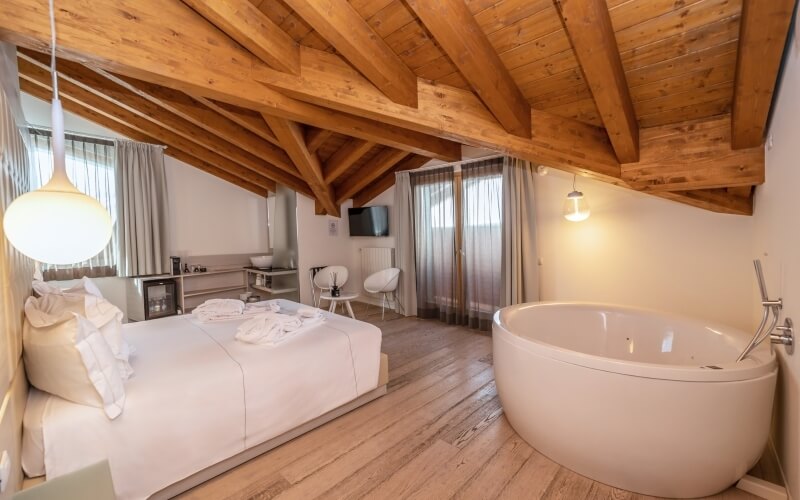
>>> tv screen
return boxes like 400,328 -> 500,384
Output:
348,206 -> 389,237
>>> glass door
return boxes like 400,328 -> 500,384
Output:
144,279 -> 178,320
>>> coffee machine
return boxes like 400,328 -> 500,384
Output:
170,256 -> 182,275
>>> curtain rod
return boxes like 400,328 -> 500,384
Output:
27,124 -> 166,148
405,153 -> 506,173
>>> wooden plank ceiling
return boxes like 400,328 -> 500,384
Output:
1,0 -> 794,216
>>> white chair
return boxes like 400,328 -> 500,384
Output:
313,265 -> 349,309
364,268 -> 400,320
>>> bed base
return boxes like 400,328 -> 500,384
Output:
149,352 -> 389,499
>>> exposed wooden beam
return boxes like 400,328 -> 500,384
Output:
655,189 -> 753,216
0,0 -> 762,215
353,155 -> 431,207
19,78 -> 274,195
19,66 -> 281,193
305,128 -> 333,154
18,51 -> 310,192
191,96 -> 280,147
405,0 -> 531,137
263,116 -> 340,217
282,0 -> 418,107
181,0 -> 300,75
336,148 -> 410,204
731,0 -> 795,149
621,115 -> 764,191
324,139 -> 375,184
94,69 -> 297,175
555,0 -> 639,163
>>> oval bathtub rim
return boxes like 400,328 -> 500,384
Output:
493,302 -> 777,383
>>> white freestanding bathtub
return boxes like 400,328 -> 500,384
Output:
493,302 -> 777,498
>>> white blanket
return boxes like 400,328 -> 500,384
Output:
23,299 -> 382,499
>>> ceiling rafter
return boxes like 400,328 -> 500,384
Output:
555,0 -> 640,163
335,147 -> 409,204
18,51 -> 311,192
263,115 -> 340,216
352,155 -> 431,208
404,0 -> 532,137
93,69 -> 299,175
731,0 -> 795,149
190,96 -> 280,147
622,115 -> 764,192
19,76 -> 275,195
181,0 -> 300,75
324,139 -> 375,184
305,128 -> 334,154
282,0 -> 419,107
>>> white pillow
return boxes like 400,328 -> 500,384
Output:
32,276 -> 104,298
23,297 -> 126,419
30,284 -> 133,379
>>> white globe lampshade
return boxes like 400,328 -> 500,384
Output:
3,99 -> 112,264
563,190 -> 590,222
4,187 -> 112,265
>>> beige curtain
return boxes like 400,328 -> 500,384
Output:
393,171 -> 417,316
116,140 -> 169,277
501,157 -> 540,305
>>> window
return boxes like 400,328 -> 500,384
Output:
28,128 -> 118,280
411,158 -> 504,330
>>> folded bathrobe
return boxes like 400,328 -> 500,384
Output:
235,310 -> 324,346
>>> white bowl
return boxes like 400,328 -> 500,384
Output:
250,255 -> 273,268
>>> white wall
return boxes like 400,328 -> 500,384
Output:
165,157 -> 268,257
21,93 -> 269,319
535,169 -> 755,331
753,13 -> 800,497
295,195 -> 355,305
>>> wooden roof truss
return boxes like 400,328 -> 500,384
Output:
1,0 -> 794,215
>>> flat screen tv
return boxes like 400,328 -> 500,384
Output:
348,206 -> 389,237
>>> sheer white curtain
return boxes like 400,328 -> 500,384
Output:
461,158 -> 504,329
411,166 -> 458,323
28,128 -> 117,279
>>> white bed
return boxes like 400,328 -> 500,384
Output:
22,299 -> 383,499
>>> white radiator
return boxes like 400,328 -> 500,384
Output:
360,247 -> 395,301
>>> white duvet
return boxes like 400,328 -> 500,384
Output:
22,300 -> 382,499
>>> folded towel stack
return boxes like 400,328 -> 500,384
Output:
193,299 -> 280,323
235,308 -> 325,346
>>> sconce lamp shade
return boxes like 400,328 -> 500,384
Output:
563,190 -> 591,222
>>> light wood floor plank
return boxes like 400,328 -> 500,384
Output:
454,433 -> 534,499
498,451 -> 561,500
366,439 -> 460,499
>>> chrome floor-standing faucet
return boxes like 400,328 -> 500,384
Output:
737,259 -> 794,361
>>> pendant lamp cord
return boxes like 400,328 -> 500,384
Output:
49,0 -> 57,97
572,174 -> 577,191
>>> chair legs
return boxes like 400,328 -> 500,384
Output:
381,293 -> 387,321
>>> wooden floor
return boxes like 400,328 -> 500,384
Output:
179,303 -> 762,500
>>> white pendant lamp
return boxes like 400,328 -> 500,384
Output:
563,174 -> 590,222
3,0 -> 112,265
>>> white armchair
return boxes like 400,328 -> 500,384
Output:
313,265 -> 349,308
363,268 -> 400,320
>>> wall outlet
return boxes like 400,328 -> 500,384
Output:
0,450 -> 10,492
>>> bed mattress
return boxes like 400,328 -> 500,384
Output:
22,299 -> 382,499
